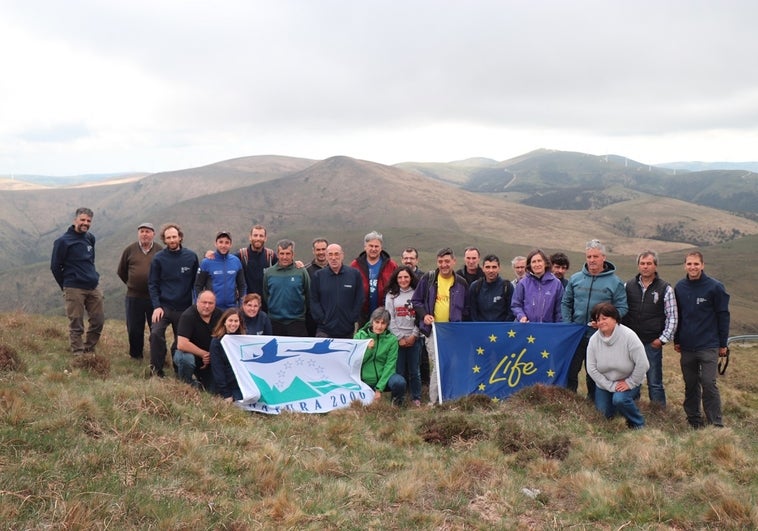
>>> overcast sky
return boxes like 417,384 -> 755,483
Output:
1,0 -> 757,176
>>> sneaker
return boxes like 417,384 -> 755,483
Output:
412,400 -> 421,407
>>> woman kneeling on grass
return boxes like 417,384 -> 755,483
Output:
586,302 -> 649,429
354,308 -> 407,406
210,308 -> 246,403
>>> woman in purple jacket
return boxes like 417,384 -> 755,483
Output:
511,249 -> 564,323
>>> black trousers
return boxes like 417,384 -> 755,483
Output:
149,307 -> 184,374
124,296 -> 153,358
271,319 -> 308,337
567,336 -> 596,401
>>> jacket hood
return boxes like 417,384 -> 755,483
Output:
581,260 -> 617,277
527,270 -> 559,283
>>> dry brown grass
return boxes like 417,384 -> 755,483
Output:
0,344 -> 24,372
71,352 -> 110,378
1,312 -> 757,529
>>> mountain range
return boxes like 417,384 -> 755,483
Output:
2,149 -> 756,334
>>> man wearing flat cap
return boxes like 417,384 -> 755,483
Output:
117,222 -> 163,359
195,230 -> 246,311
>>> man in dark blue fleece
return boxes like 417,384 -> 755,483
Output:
51,207 -> 104,355
310,243 -> 364,338
674,251 -> 730,428
148,223 -> 199,377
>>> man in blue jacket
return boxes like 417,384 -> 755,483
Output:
674,251 -> 730,428
561,239 -> 628,400
310,243 -> 364,339
469,254 -> 514,322
148,223 -> 199,377
50,207 -> 104,355
195,231 -> 246,311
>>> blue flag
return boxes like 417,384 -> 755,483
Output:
434,322 -> 586,402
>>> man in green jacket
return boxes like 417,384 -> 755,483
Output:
263,239 -> 310,336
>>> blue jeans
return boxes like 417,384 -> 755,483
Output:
567,336 -> 596,401
173,350 -> 215,392
383,373 -> 407,405
396,342 -> 422,402
644,343 -> 666,405
594,387 -> 645,428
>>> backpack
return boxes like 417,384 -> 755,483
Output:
239,247 -> 275,268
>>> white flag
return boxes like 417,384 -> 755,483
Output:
221,335 -> 374,414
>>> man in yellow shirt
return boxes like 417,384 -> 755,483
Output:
411,248 -> 469,404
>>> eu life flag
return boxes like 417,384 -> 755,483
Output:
433,322 -> 586,402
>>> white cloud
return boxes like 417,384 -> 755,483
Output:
1,0 -> 757,174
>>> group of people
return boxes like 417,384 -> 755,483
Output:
52,208 -> 731,428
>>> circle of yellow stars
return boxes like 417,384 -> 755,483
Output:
470,329 -> 558,399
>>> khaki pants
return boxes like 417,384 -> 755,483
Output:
64,287 -> 105,353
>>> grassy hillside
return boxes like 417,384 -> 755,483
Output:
428,149 -> 758,216
396,157 -> 500,185
1,312 -> 756,529
2,153 -> 757,333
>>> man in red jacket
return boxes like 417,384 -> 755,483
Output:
350,230 -> 398,326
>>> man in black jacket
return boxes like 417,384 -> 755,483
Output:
310,243 -> 364,338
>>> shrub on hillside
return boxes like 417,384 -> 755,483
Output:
0,344 -> 25,372
495,416 -> 571,461
418,413 -> 486,445
72,353 -> 110,379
